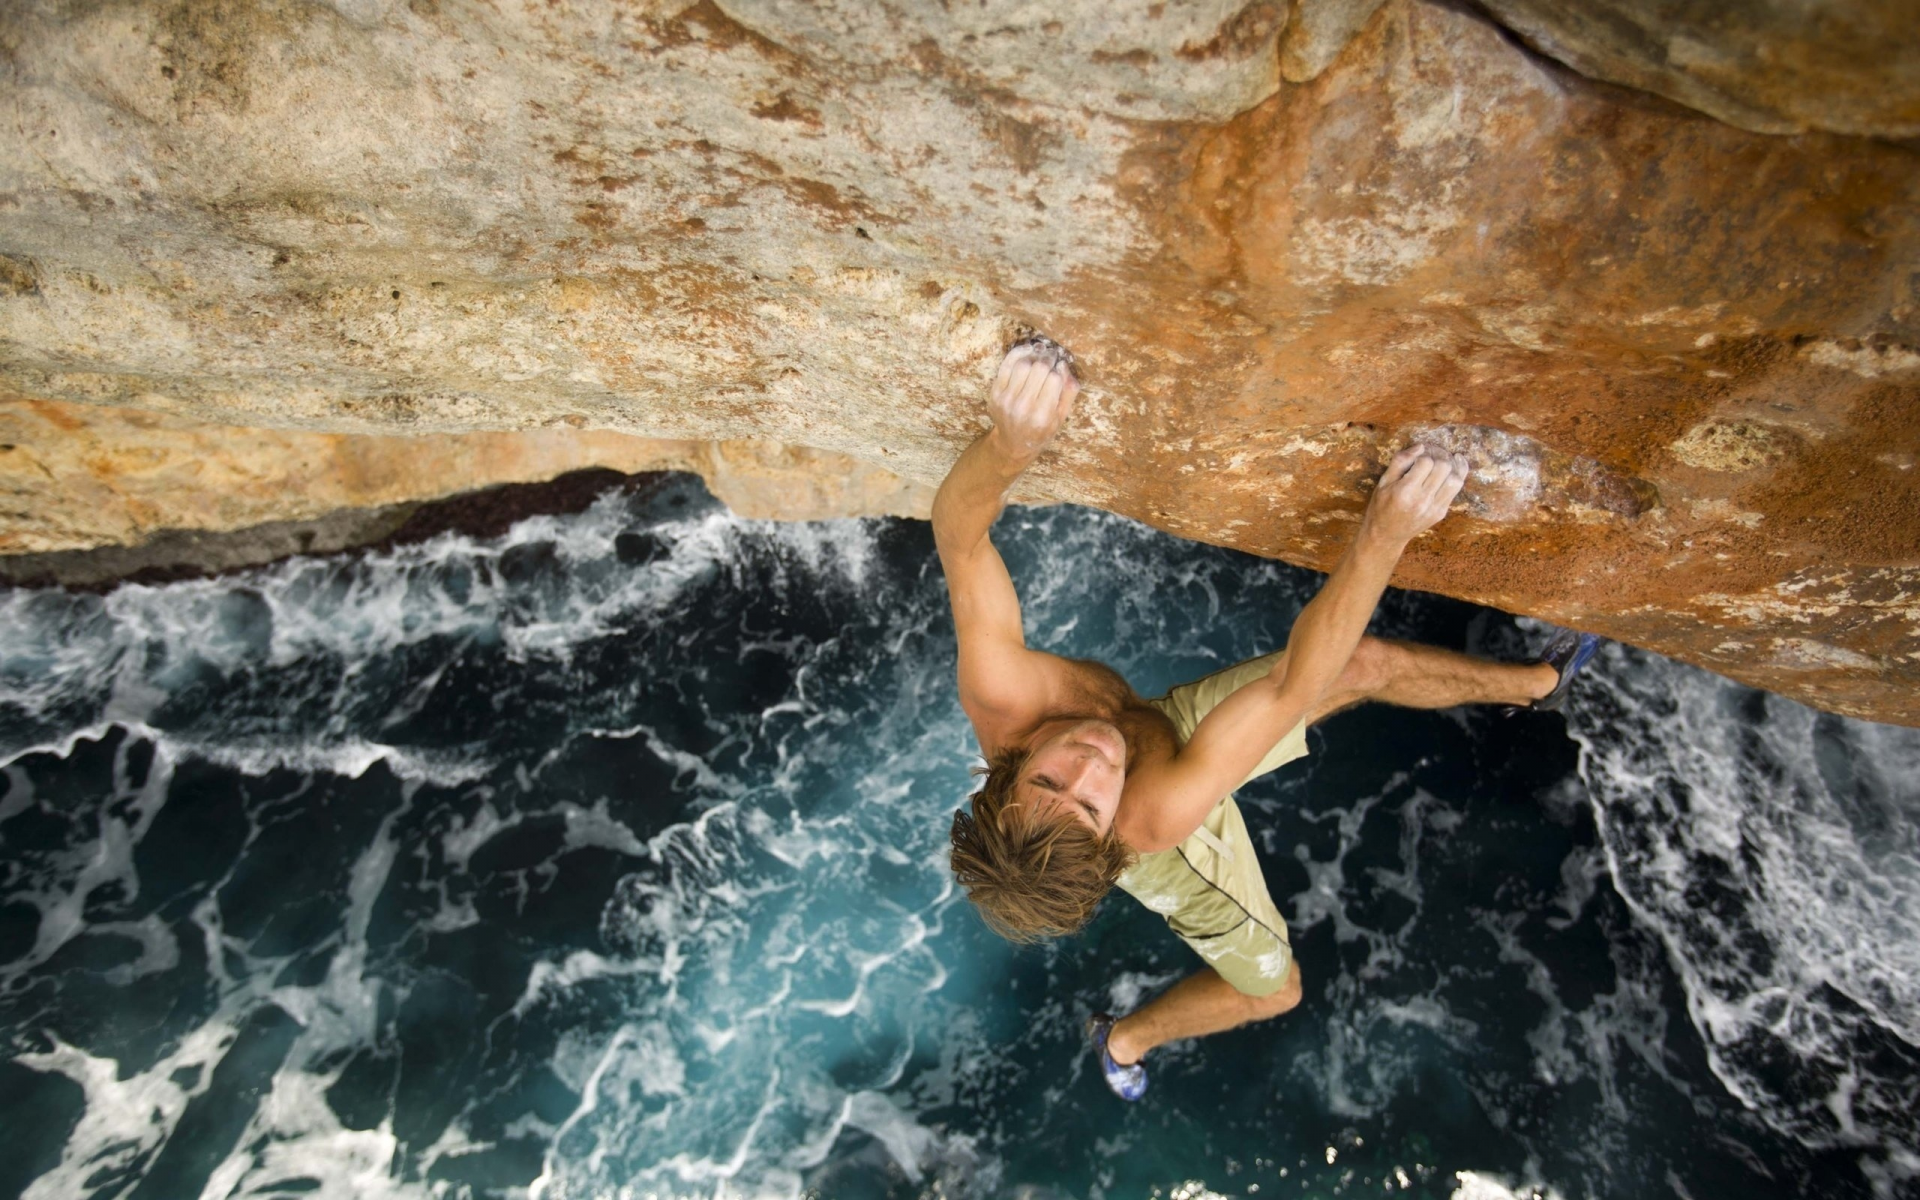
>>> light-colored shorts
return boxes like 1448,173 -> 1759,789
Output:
1114,651 -> 1307,997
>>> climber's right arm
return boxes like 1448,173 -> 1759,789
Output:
934,347 -> 1079,740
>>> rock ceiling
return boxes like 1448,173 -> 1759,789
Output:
1,0 -> 1916,722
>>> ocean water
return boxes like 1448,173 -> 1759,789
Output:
2,473 -> 1916,1200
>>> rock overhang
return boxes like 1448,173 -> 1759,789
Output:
0,0 -> 1915,723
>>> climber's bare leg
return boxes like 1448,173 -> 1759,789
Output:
1102,643 -> 1554,1067
1305,635 -> 1557,722
1105,961 -> 1303,1065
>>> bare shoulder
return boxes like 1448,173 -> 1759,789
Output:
963,654 -> 1140,757
1059,655 -> 1140,705
960,648 -> 1082,754
1110,709 -> 1203,854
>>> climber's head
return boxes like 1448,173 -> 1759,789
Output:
947,719 -> 1133,943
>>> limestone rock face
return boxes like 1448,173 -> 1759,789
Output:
1477,0 -> 1920,138
1,0 -> 1916,723
0,397 -> 933,557
1282,0 -> 1391,83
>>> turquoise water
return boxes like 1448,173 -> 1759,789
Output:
1,474 -> 1915,1199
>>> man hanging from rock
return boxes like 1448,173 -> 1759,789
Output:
938,336 -> 1599,1101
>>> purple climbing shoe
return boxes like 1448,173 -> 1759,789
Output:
1515,627 -> 1603,714
1087,1013 -> 1147,1102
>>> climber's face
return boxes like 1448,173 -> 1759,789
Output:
1015,717 -> 1126,835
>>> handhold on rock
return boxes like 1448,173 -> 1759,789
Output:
1396,423 -> 1658,523
1008,333 -> 1078,382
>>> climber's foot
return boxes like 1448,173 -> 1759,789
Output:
1509,627 -> 1603,714
1087,1013 -> 1148,1102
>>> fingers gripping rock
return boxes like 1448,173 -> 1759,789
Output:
1395,423 -> 1659,523
987,332 -> 1081,458
1007,333 -> 1078,382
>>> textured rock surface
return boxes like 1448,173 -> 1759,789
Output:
1,0 -> 1917,723
0,462 -> 680,587
1477,0 -> 1920,138
0,396 -> 932,555
1282,0 -> 1390,83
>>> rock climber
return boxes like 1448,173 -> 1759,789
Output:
937,336 -> 1600,1100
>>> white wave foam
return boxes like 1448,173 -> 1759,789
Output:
18,1029 -> 225,1200
0,721 -> 487,790
209,1078 -> 417,1200
0,485 -> 884,773
0,734 -> 175,979
845,1090 -> 941,1182
1452,1170 -> 1567,1200
1566,645 -> 1920,1176
513,950 -> 655,1017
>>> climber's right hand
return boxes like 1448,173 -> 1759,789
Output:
986,344 -> 1079,461
1361,444 -> 1469,545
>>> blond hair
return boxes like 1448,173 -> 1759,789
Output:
949,749 -> 1135,943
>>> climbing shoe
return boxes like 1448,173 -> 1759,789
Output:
1086,1013 -> 1147,1102
1514,627 -> 1603,714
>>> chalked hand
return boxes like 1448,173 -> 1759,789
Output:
987,336 -> 1080,461
1362,444 -> 1469,544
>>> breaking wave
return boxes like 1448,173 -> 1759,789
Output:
1568,646 -> 1920,1186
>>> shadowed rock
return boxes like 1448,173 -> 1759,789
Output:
1477,0 -> 1920,137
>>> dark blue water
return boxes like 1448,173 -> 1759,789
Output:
2,475 -> 1916,1200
